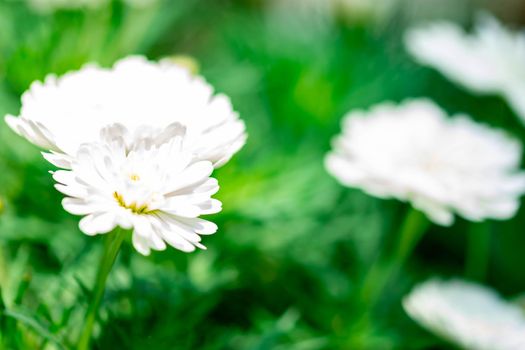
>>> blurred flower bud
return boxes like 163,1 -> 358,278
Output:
162,55 -> 200,76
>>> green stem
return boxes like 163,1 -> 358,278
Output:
77,229 -> 126,350
106,4 -> 160,61
465,223 -> 491,282
360,207 -> 430,308
349,208 -> 429,348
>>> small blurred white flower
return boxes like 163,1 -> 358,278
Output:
405,14 -> 525,123
27,0 -> 108,12
5,56 -> 246,169
403,279 -> 525,350
325,99 -> 525,226
53,124 -> 221,255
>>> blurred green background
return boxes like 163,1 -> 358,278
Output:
0,0 -> 524,349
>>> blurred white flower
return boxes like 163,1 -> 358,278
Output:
53,124 -> 221,255
325,99 -> 525,226
403,279 -> 525,350
405,14 -> 525,122
5,56 -> 246,169
27,0 -> 108,12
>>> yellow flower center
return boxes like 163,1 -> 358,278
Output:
113,191 -> 150,214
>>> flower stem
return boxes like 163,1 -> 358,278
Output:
77,229 -> 126,350
360,207 -> 430,308
465,223 -> 491,282
349,208 -> 430,348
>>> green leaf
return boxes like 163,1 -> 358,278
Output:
2,308 -> 66,350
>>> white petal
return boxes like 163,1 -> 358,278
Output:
42,152 -> 73,169
132,232 -> 152,256
79,212 -> 117,235
178,217 -> 218,235
62,198 -> 97,216
164,161 -> 214,193
54,183 -> 87,198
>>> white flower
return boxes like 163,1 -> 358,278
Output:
405,14 -> 525,123
325,99 -> 525,226
5,56 -> 246,169
403,279 -> 525,350
53,124 -> 221,255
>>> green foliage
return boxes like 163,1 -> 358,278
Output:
0,0 -> 523,349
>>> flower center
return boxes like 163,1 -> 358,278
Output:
113,191 -> 150,214
129,174 -> 140,182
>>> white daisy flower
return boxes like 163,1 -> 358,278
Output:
5,56 -> 246,169
403,279 -> 525,350
325,99 -> 525,226
53,124 -> 221,255
405,14 -> 525,123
